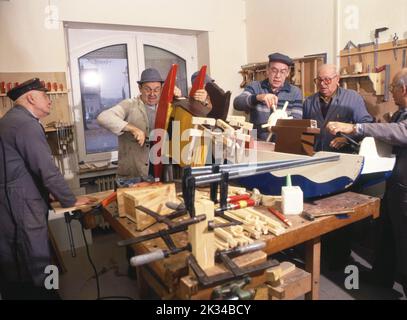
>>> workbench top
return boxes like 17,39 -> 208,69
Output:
100,191 -> 380,299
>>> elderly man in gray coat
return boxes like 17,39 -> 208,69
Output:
97,68 -> 164,178
327,68 -> 407,296
0,79 -> 91,299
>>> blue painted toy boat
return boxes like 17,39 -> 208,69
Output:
236,138 -> 395,199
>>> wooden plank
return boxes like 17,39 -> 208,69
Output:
123,183 -> 177,231
263,192 -> 380,254
188,199 -> 215,270
116,182 -> 162,217
266,261 -> 296,283
268,267 -> 311,300
51,190 -> 113,215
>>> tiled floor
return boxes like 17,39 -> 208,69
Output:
58,230 -> 406,300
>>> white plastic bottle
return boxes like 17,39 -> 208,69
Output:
281,175 -> 303,215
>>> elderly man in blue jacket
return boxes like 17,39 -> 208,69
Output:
303,64 -> 373,270
234,53 -> 303,141
303,64 -> 373,152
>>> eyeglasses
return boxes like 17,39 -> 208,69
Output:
269,67 -> 289,76
141,86 -> 161,94
313,75 -> 338,85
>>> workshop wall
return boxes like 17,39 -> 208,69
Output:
339,0 -> 407,49
244,0 -> 336,63
0,0 -> 247,102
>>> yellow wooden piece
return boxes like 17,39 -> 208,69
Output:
169,106 -> 209,167
122,184 -> 177,231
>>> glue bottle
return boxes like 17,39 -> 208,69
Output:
281,174 -> 303,215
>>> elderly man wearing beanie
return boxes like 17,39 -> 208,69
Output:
234,53 -> 303,140
97,68 -> 166,178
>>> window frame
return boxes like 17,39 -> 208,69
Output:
69,33 -> 139,163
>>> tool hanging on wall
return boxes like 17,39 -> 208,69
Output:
344,40 -> 357,66
392,33 -> 399,61
0,82 -> 6,111
357,41 -> 375,67
6,83 -> 13,109
49,121 -> 75,179
374,27 -> 389,69
402,49 -> 406,68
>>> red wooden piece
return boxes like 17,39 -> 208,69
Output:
189,65 -> 207,98
152,64 -> 178,179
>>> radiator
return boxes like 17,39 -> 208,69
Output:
94,175 -> 115,229
95,175 -> 115,192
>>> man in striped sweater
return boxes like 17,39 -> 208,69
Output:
233,53 -> 303,141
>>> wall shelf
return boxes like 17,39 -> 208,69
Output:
340,72 -> 384,96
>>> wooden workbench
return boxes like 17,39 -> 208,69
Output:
99,190 -> 380,300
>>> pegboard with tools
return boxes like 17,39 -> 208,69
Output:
0,72 -> 71,124
339,32 -> 407,121
45,122 -> 75,156
44,121 -> 76,179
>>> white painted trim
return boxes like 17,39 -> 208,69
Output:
68,32 -> 136,163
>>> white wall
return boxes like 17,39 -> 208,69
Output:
245,0 -> 336,63
339,0 -> 407,49
244,0 -> 407,67
0,0 -> 247,98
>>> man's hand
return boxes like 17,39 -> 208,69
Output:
124,124 -> 146,146
193,89 -> 208,103
173,86 -> 182,98
256,93 -> 278,110
326,121 -> 355,135
329,136 -> 348,149
74,196 -> 96,206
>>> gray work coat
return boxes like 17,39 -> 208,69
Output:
0,106 -> 76,287
97,97 -> 150,178
361,114 -> 407,278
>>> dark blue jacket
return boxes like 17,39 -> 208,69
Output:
303,87 -> 373,152
0,106 -> 76,287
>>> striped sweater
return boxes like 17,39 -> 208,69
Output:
233,79 -> 303,140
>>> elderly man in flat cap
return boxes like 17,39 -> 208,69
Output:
234,52 -> 303,141
98,68 -> 166,178
0,78 -> 92,300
